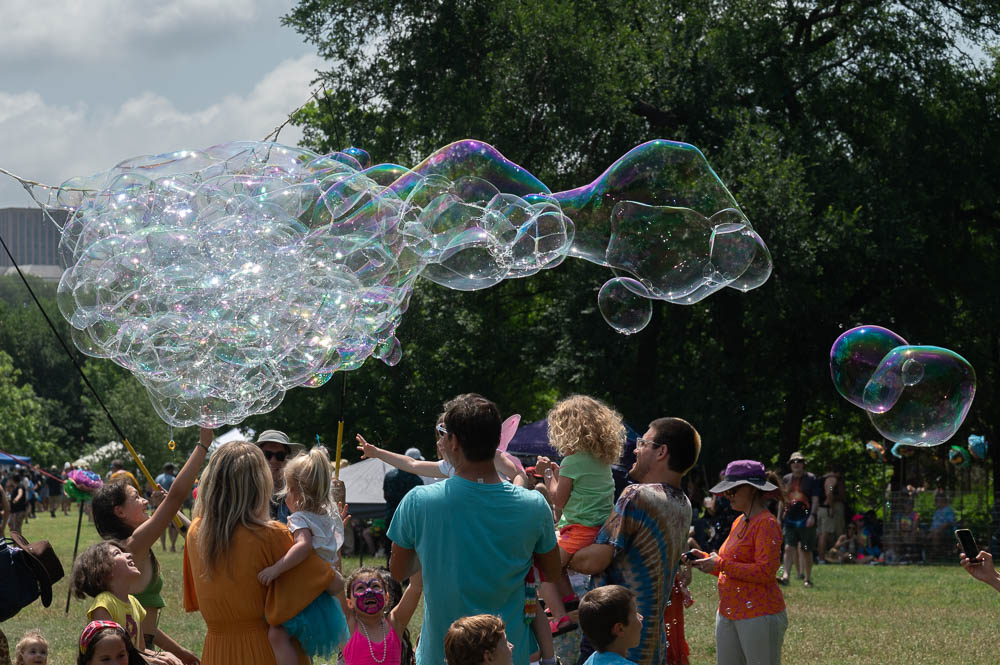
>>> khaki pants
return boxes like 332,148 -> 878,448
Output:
715,610 -> 788,665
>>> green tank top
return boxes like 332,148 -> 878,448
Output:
133,553 -> 165,609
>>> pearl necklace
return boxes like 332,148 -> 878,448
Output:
358,616 -> 388,663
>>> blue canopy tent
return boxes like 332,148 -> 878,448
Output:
0,452 -> 31,466
505,419 -> 640,499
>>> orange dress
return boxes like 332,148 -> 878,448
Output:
183,519 -> 334,665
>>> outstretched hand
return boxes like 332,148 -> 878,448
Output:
199,425 -> 213,450
356,433 -> 380,459
339,501 -> 352,528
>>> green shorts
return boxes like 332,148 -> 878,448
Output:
783,523 -> 817,552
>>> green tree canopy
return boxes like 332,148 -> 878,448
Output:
282,0 -> 999,480
0,350 -> 55,465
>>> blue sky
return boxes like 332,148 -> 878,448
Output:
0,0 -> 322,208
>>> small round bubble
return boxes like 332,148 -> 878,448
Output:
598,277 -> 653,335
901,358 -> 924,386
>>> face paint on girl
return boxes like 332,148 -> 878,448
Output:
352,578 -> 386,615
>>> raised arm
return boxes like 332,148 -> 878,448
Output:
129,427 -> 211,552
389,570 -> 423,635
357,434 -> 444,477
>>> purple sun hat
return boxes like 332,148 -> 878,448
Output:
709,460 -> 778,494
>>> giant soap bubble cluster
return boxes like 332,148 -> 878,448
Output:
49,139 -> 770,426
830,325 -> 976,447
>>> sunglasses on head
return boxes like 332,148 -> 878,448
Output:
262,450 -> 287,462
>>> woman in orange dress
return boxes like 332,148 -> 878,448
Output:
689,460 -> 787,665
183,441 -> 339,665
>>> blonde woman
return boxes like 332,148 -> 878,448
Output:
535,395 -> 625,635
182,441 -> 339,665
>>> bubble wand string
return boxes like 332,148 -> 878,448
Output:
0,230 -> 183,529
0,448 -> 64,482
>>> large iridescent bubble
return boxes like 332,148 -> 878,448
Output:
865,346 -> 976,446
831,325 -> 976,447
830,325 -> 908,409
47,139 -> 769,426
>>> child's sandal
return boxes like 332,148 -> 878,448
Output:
549,616 -> 578,637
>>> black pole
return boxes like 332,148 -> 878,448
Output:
65,500 -> 85,613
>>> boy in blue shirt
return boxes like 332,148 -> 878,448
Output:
578,586 -> 643,665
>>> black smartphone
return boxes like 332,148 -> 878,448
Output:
681,550 -> 706,562
955,528 -> 980,562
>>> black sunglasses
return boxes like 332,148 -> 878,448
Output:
262,450 -> 288,462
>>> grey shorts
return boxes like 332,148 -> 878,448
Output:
783,522 -> 817,552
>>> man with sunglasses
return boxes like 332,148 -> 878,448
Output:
569,417 -> 701,665
778,451 -> 820,587
255,429 -> 305,522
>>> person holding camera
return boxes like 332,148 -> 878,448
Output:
960,550 -> 1000,592
689,460 -> 787,665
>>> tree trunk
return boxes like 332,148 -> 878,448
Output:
778,386 -> 807,465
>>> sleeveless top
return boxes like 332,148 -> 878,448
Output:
134,552 -> 165,609
343,620 -> 401,665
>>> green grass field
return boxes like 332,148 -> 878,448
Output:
4,511 -> 997,664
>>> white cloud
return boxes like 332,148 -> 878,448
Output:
1,0 -> 262,61
0,53 -> 323,208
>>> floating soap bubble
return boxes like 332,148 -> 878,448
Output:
866,346 -> 976,446
829,325 -> 908,409
949,445 -> 970,468
598,277 -> 653,334
375,336 -> 403,366
48,138 -> 767,426
968,434 -> 988,461
901,358 -> 924,386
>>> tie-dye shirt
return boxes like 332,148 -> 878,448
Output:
591,483 -> 691,665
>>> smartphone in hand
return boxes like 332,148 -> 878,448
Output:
955,528 -> 980,562
681,549 -> 706,562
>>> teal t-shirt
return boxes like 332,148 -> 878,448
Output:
387,476 -> 558,665
557,452 -> 614,528
583,650 -> 638,665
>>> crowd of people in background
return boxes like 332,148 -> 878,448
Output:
0,390 -> 993,665
0,463 -> 72,537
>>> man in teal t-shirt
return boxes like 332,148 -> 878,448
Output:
388,394 -> 561,665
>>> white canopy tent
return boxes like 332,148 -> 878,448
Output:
336,458 -> 438,519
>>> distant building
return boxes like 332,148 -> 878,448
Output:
0,207 -> 66,281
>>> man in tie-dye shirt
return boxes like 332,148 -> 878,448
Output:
570,417 -> 701,665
